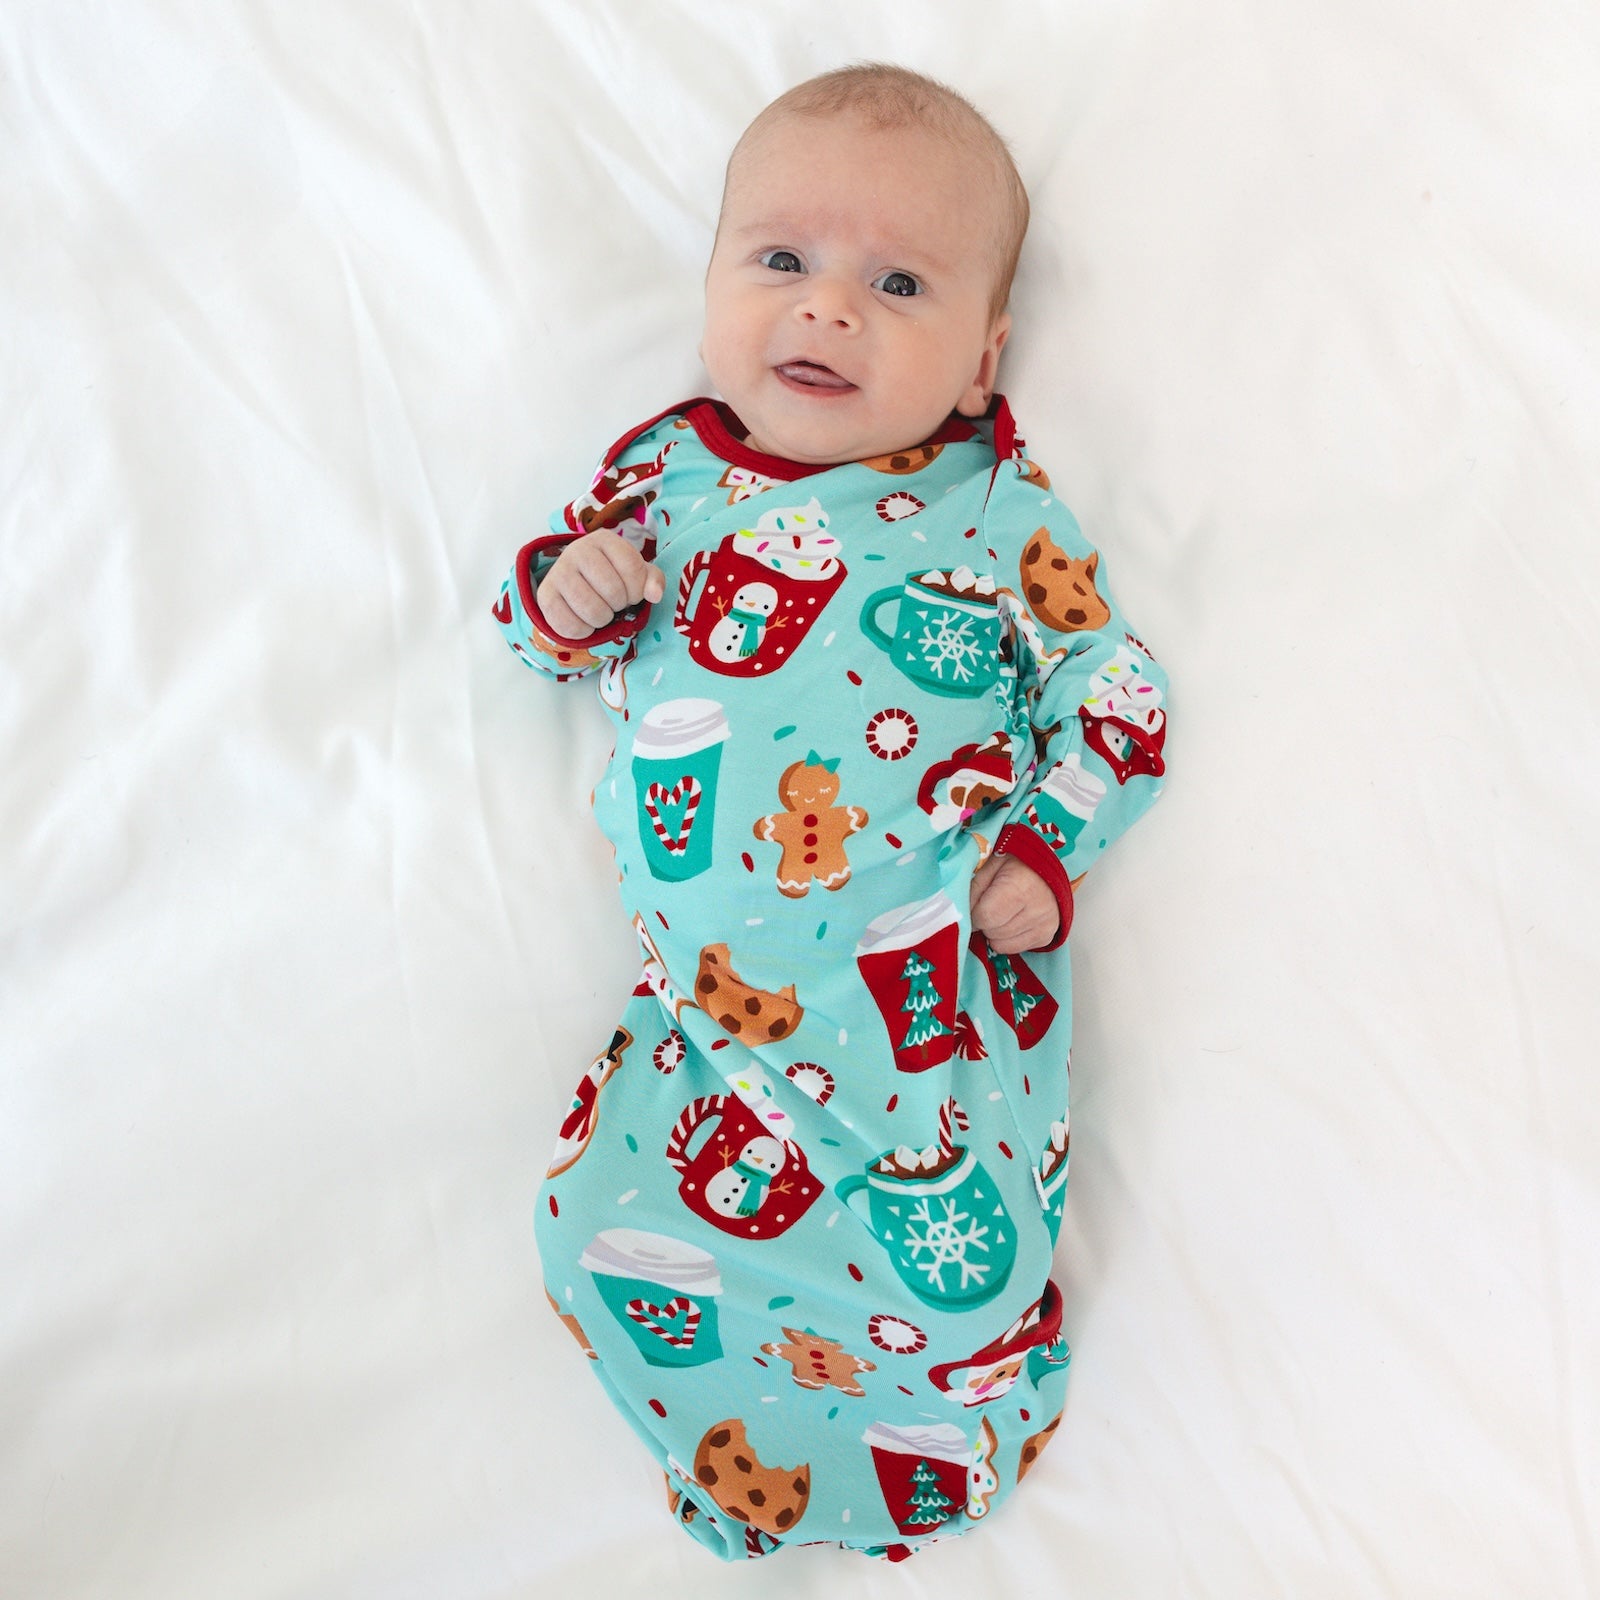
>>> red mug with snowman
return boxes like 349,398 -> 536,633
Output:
665,1093 -> 821,1240
672,499 -> 846,678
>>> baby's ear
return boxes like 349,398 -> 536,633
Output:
955,312 -> 1012,417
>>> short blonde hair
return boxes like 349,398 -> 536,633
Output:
721,63 -> 1029,324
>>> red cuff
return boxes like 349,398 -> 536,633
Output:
994,822 -> 1075,950
514,533 -> 652,651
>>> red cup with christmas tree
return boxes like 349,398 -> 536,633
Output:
854,892 -> 962,1072
969,932 -> 1059,1050
862,1421 -> 971,1535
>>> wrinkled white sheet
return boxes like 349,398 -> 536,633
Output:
4,1 -> 1598,1594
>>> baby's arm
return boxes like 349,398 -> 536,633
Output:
495,526 -> 659,680
538,532 -> 665,642
495,411 -> 680,679
979,449 -> 1170,948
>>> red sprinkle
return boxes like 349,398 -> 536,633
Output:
649,1398 -> 667,1418
656,911 -> 669,929
963,525 -> 977,539
885,833 -> 902,849
998,1141 -> 1014,1160
846,670 -> 863,686
741,852 -> 754,872
886,1094 -> 898,1113
1024,1075 -> 1031,1095
1019,1408 -> 1031,1423
752,1356 -> 769,1368
897,1385 -> 915,1396
547,1195 -> 559,1217
711,1038 -> 729,1051
847,1262 -> 863,1282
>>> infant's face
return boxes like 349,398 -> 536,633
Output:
700,114 -> 1011,466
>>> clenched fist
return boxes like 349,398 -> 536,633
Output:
970,853 -> 1060,954
537,531 -> 666,641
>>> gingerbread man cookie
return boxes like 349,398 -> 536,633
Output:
754,753 -> 868,898
761,1327 -> 877,1396
693,1419 -> 810,1535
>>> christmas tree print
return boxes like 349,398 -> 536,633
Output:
899,951 -> 954,1055
993,951 -> 1043,1029
904,1458 -> 955,1527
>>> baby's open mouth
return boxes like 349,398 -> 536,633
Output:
775,360 -> 856,392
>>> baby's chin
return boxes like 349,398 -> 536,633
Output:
740,407 -> 955,468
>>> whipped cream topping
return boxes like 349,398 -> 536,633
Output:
733,498 -> 840,579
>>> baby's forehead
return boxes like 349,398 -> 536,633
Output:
721,115 -> 1000,241
727,108 -> 982,185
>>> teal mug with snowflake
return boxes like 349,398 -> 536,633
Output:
860,569 -> 1001,698
836,1143 -> 1016,1310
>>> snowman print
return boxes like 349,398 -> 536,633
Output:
708,583 -> 780,665
704,1135 -> 787,1219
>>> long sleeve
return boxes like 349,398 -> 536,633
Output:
492,528 -> 649,682
982,451 -> 1169,948
493,422 -> 677,681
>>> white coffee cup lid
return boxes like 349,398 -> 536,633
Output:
860,1421 -> 970,1463
854,891 -> 959,959
580,1228 -> 723,1293
632,698 -> 730,759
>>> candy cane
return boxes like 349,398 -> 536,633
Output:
625,1295 -> 702,1348
643,778 -> 702,853
1025,804 -> 1069,852
673,549 -> 713,636
665,1095 -> 724,1173
937,1096 -> 970,1158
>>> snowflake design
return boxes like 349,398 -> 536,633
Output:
902,1194 -> 991,1292
916,607 -> 985,685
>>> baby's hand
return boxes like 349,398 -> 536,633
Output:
537,531 -> 665,641
970,853 -> 1060,954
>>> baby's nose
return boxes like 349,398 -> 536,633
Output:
796,275 -> 864,331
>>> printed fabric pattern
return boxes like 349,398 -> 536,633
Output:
495,396 -> 1167,1560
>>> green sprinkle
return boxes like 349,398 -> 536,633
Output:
624,1134 -> 637,1153
816,922 -> 827,940
820,1136 -> 841,1148
863,551 -> 887,561
768,1295 -> 795,1310
774,725 -> 797,740
827,1406 -> 839,1420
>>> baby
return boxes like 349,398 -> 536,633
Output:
496,63 -> 1168,1562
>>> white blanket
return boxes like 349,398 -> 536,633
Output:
4,1 -> 1596,1593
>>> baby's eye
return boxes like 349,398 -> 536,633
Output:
760,249 -> 805,274
873,270 -> 922,297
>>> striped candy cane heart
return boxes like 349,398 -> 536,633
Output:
644,777 -> 702,854
624,1295 -> 701,1348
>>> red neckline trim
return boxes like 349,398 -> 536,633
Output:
679,396 -> 1006,480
